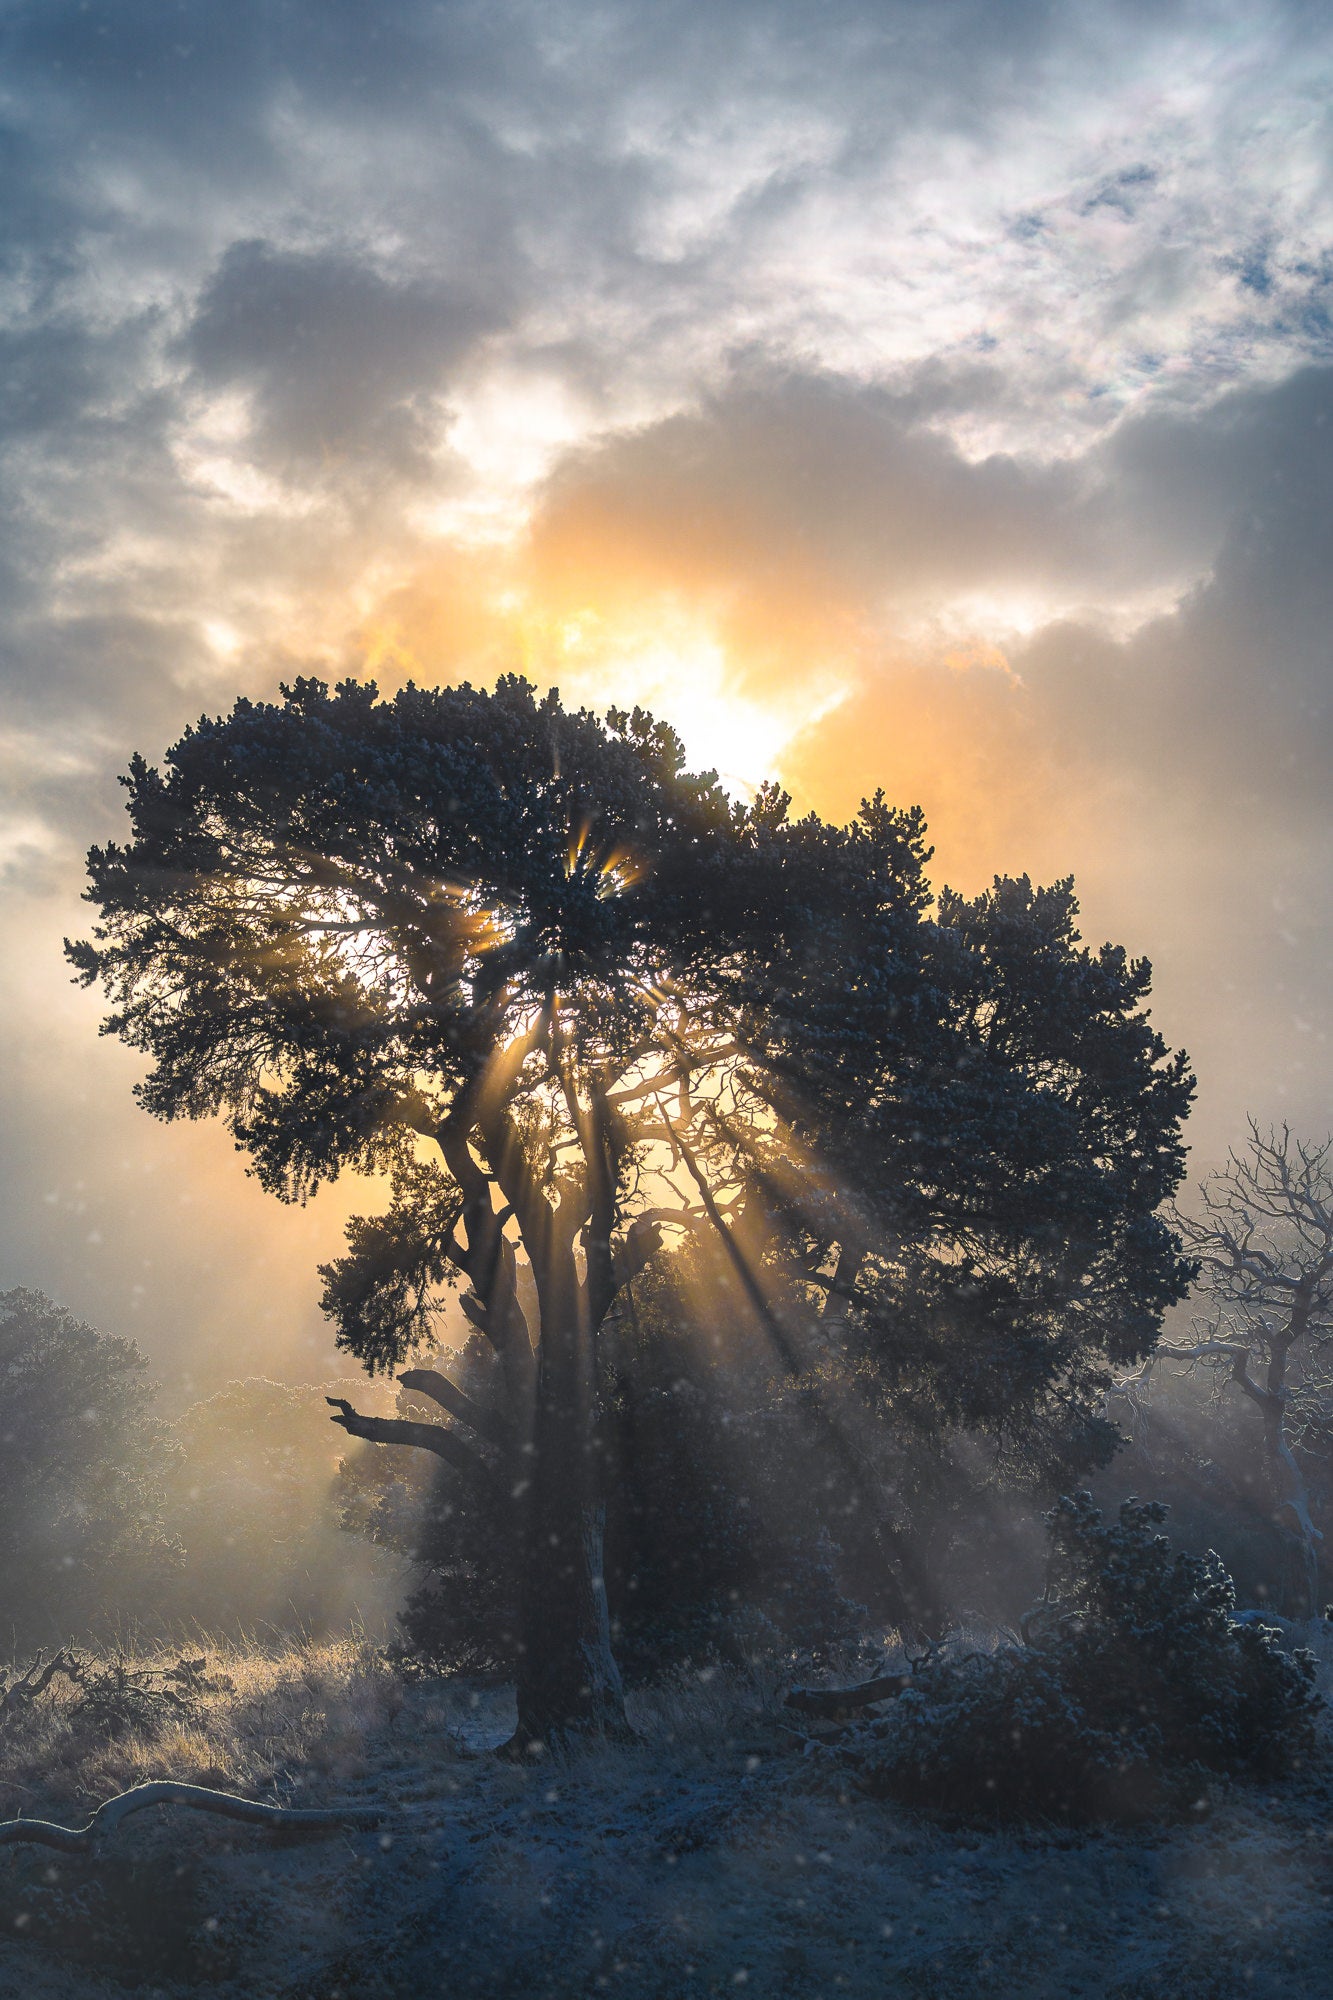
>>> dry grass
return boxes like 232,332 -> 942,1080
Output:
6,1614 -> 1331,1827
10,1616 -> 1328,1832
0,1633 -> 410,1822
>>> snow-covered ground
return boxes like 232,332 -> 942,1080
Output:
2,1632 -> 1331,1998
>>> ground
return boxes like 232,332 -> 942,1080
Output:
1,1632 -> 1332,1998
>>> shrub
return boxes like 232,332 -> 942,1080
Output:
66,1653 -> 234,1740
847,1493 -> 1321,1821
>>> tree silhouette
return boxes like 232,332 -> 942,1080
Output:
71,674 -> 1195,1740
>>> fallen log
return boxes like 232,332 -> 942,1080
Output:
0,1781 -> 386,1854
784,1672 -> 913,1720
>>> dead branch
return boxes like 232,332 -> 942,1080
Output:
0,1649 -> 83,1734
0,1780 -> 386,1853
397,1368 -> 511,1450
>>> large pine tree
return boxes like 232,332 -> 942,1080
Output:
71,674 -> 1194,1740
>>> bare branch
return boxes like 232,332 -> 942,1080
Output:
0,1650 -> 83,1735
1155,1339 -> 1275,1409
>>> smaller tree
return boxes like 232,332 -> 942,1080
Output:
0,1288 -> 180,1649
1159,1124 -> 1333,1617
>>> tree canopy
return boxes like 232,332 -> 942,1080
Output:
70,673 -> 1195,1739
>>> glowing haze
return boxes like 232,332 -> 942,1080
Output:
2,0 -> 1332,1389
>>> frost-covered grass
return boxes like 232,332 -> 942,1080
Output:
0,1634 -> 407,1823
1,1628 -> 1332,1998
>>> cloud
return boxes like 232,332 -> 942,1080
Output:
518,354 -> 1333,822
182,240 -> 501,475
2,0 -> 1333,1381
1024,364 -> 1333,815
503,349 -> 1333,1157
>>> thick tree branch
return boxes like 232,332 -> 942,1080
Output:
457,1292 -> 491,1333
819,1244 -> 866,1321
397,1368 -> 511,1450
436,1098 -> 535,1407
785,1672 -> 913,1718
582,1075 -> 626,1332
1155,1338 -> 1276,1409
483,1110 -> 563,1295
612,1213 -> 663,1292
326,1398 -> 502,1490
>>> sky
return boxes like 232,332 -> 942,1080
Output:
2,0 -> 1332,1392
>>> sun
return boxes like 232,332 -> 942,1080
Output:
520,602 -> 849,799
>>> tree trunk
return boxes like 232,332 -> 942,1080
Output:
509,1282 -> 627,1751
1276,1528 -> 1320,1624
1260,1401 -> 1321,1620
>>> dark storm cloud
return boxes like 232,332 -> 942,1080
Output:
1026,365 -> 1333,814
0,319 -> 106,439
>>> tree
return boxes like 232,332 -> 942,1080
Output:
1148,1123 -> 1333,1617
70,674 -> 1194,1741
0,1288 -> 180,1649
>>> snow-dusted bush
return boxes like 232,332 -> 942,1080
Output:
849,1493 -> 1321,1821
